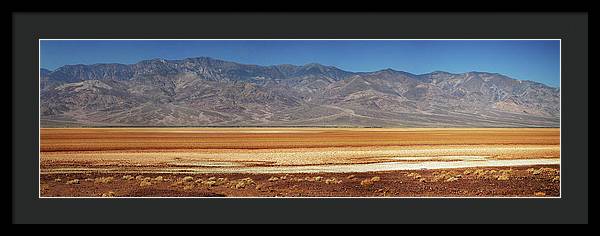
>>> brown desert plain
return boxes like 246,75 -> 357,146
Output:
40,127 -> 560,197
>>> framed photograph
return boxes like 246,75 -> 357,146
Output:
13,12 -> 588,224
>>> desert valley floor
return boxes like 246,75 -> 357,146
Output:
40,127 -> 560,197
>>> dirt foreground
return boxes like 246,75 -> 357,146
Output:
40,128 -> 560,197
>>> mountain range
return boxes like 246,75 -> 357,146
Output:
40,57 -> 560,127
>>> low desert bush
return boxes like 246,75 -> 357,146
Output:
154,176 -> 163,181
325,178 -> 342,184
217,177 -> 229,184
406,172 -> 421,179
347,175 -> 356,179
101,191 -> 116,197
360,179 -> 373,187
431,171 -> 464,182
66,179 -> 80,185
445,177 -> 458,182
371,176 -> 381,182
230,177 -> 254,189
201,180 -> 217,187
534,192 -> 546,196
139,180 -> 152,187
234,182 -> 246,189
94,177 -> 114,184
182,176 -> 194,182
268,177 -> 279,182
122,175 -> 134,180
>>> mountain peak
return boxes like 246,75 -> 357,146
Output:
381,68 -> 398,72
302,62 -> 327,68
429,70 -> 453,75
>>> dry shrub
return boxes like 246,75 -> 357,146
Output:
66,179 -> 80,185
406,172 -> 421,179
135,175 -> 144,180
530,167 -> 559,176
199,178 -> 223,187
268,177 -> 279,182
255,184 -> 264,190
431,171 -> 463,182
534,192 -> 546,196
101,191 -> 116,197
347,175 -> 356,179
238,177 -> 254,184
94,177 -> 114,184
499,169 -> 513,175
371,176 -> 381,182
314,176 -> 324,182
418,177 -> 427,183
497,175 -> 509,181
463,170 -> 473,175
84,178 -> 94,182
54,178 -> 62,182
201,180 -> 217,187
552,176 -> 560,182
445,177 -> 458,182
139,180 -> 152,187
234,182 -> 246,189
473,169 -> 491,179
292,177 -> 305,182
540,167 -> 559,174
325,178 -> 342,184
231,177 -> 254,189
360,179 -> 373,187
122,175 -> 134,180
182,176 -> 194,182
183,184 -> 194,190
208,177 -> 216,181
154,176 -> 164,181
527,168 -> 536,173
217,177 -> 229,184
40,184 -> 50,192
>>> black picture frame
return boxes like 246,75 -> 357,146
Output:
12,12 -> 588,224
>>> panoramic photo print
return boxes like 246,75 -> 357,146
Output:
39,39 -> 560,197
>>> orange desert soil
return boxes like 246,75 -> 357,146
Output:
40,128 -> 560,197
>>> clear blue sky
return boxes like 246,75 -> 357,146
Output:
40,40 -> 560,87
